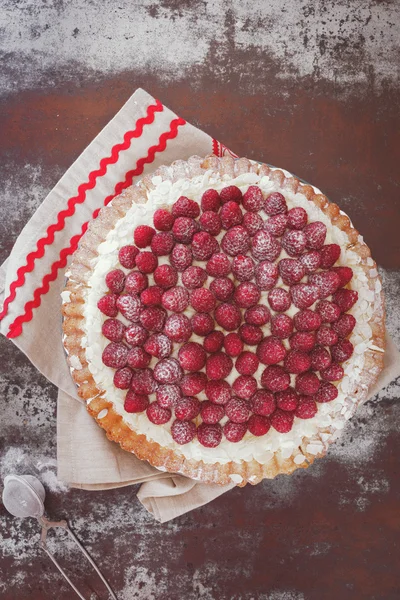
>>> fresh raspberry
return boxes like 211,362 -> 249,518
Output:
105,269 -> 125,294
233,375 -> 257,399
161,286 -> 189,313
116,294 -> 142,322
243,211 -> 264,236
192,231 -> 219,261
245,305 -> 271,326
247,414 -> 271,436
271,314 -> 294,338
331,339 -> 354,362
206,352 -> 233,380
182,266 -> 207,289
271,409 -> 294,433
221,225 -> 250,256
124,391 -> 149,413
242,185 -> 264,212
276,388 -> 299,411
304,221 -> 327,249
200,402 -> 225,424
257,336 -> 287,365
199,211 -> 222,236
331,266 -> 353,287
310,346 -> 332,371
332,313 -> 356,338
316,326 -> 338,346
205,379 -> 232,405
319,244 -> 341,268
284,350 -> 312,374
232,255 -> 255,281
281,230 -> 307,257
295,396 -> 318,419
294,310 -> 322,332
289,331 -> 316,352
171,420 -> 197,444
172,216 -> 199,244
136,251 -> 158,274
153,358 -> 183,384
190,288 -> 216,312
252,390 -> 276,416
321,363 -> 344,382
144,333 -> 172,359
264,192 -> 287,215
239,324 -> 263,345
130,368 -> 158,395
153,208 -> 174,231
154,264 -> 178,289
295,372 -> 320,395
98,293 -> 119,317
201,188 -> 221,212
102,318 -> 126,342
139,305 -> 167,331
124,324 -> 148,347
214,303 -> 242,331
141,286 -> 163,306
220,201 -> 243,229
279,258 -> 306,285
164,314 -> 192,342
220,185 -> 242,204
119,245 -> 139,269
175,396 -> 201,420
197,423 -> 222,447
151,231 -> 174,256
156,384 -> 182,408
299,251 -> 322,273
172,196 -> 200,218
255,261 -> 279,290
113,367 -> 133,389
264,213 -> 288,237
251,230 -> 281,262
287,207 -> 308,230
316,300 -> 341,323
309,271 -> 341,298
191,313 -> 214,336
210,277 -> 235,301
316,381 -> 338,403
235,351 -> 259,375
234,282 -> 261,308
134,225 -> 155,248
102,342 -> 128,369
204,330 -> 225,353
206,253 -> 231,277
261,365 -> 290,391
223,421 -> 247,442
125,271 -> 148,295
146,402 -> 172,424
290,284 -> 320,309
180,372 -> 207,396
268,288 -> 291,312
178,342 -> 207,371
225,397 -> 250,423
224,332 -> 244,357
170,243 -> 193,271
127,347 -> 151,369
332,289 -> 358,312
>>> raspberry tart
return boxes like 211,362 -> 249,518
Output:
62,155 -> 385,486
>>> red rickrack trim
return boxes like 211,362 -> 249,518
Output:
211,139 -> 239,159
7,116 -> 186,338
0,99 -> 163,323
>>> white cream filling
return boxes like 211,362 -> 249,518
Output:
79,168 -> 380,465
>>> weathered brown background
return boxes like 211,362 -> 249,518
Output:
1,1 -> 399,598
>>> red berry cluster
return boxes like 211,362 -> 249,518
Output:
98,186 -> 358,448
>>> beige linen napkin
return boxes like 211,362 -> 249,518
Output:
1,87 -> 399,522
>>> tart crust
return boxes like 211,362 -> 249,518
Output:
61,155 -> 386,486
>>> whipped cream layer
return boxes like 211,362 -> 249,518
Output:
79,167 -> 381,466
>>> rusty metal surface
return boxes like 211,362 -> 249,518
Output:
0,2 -> 399,598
